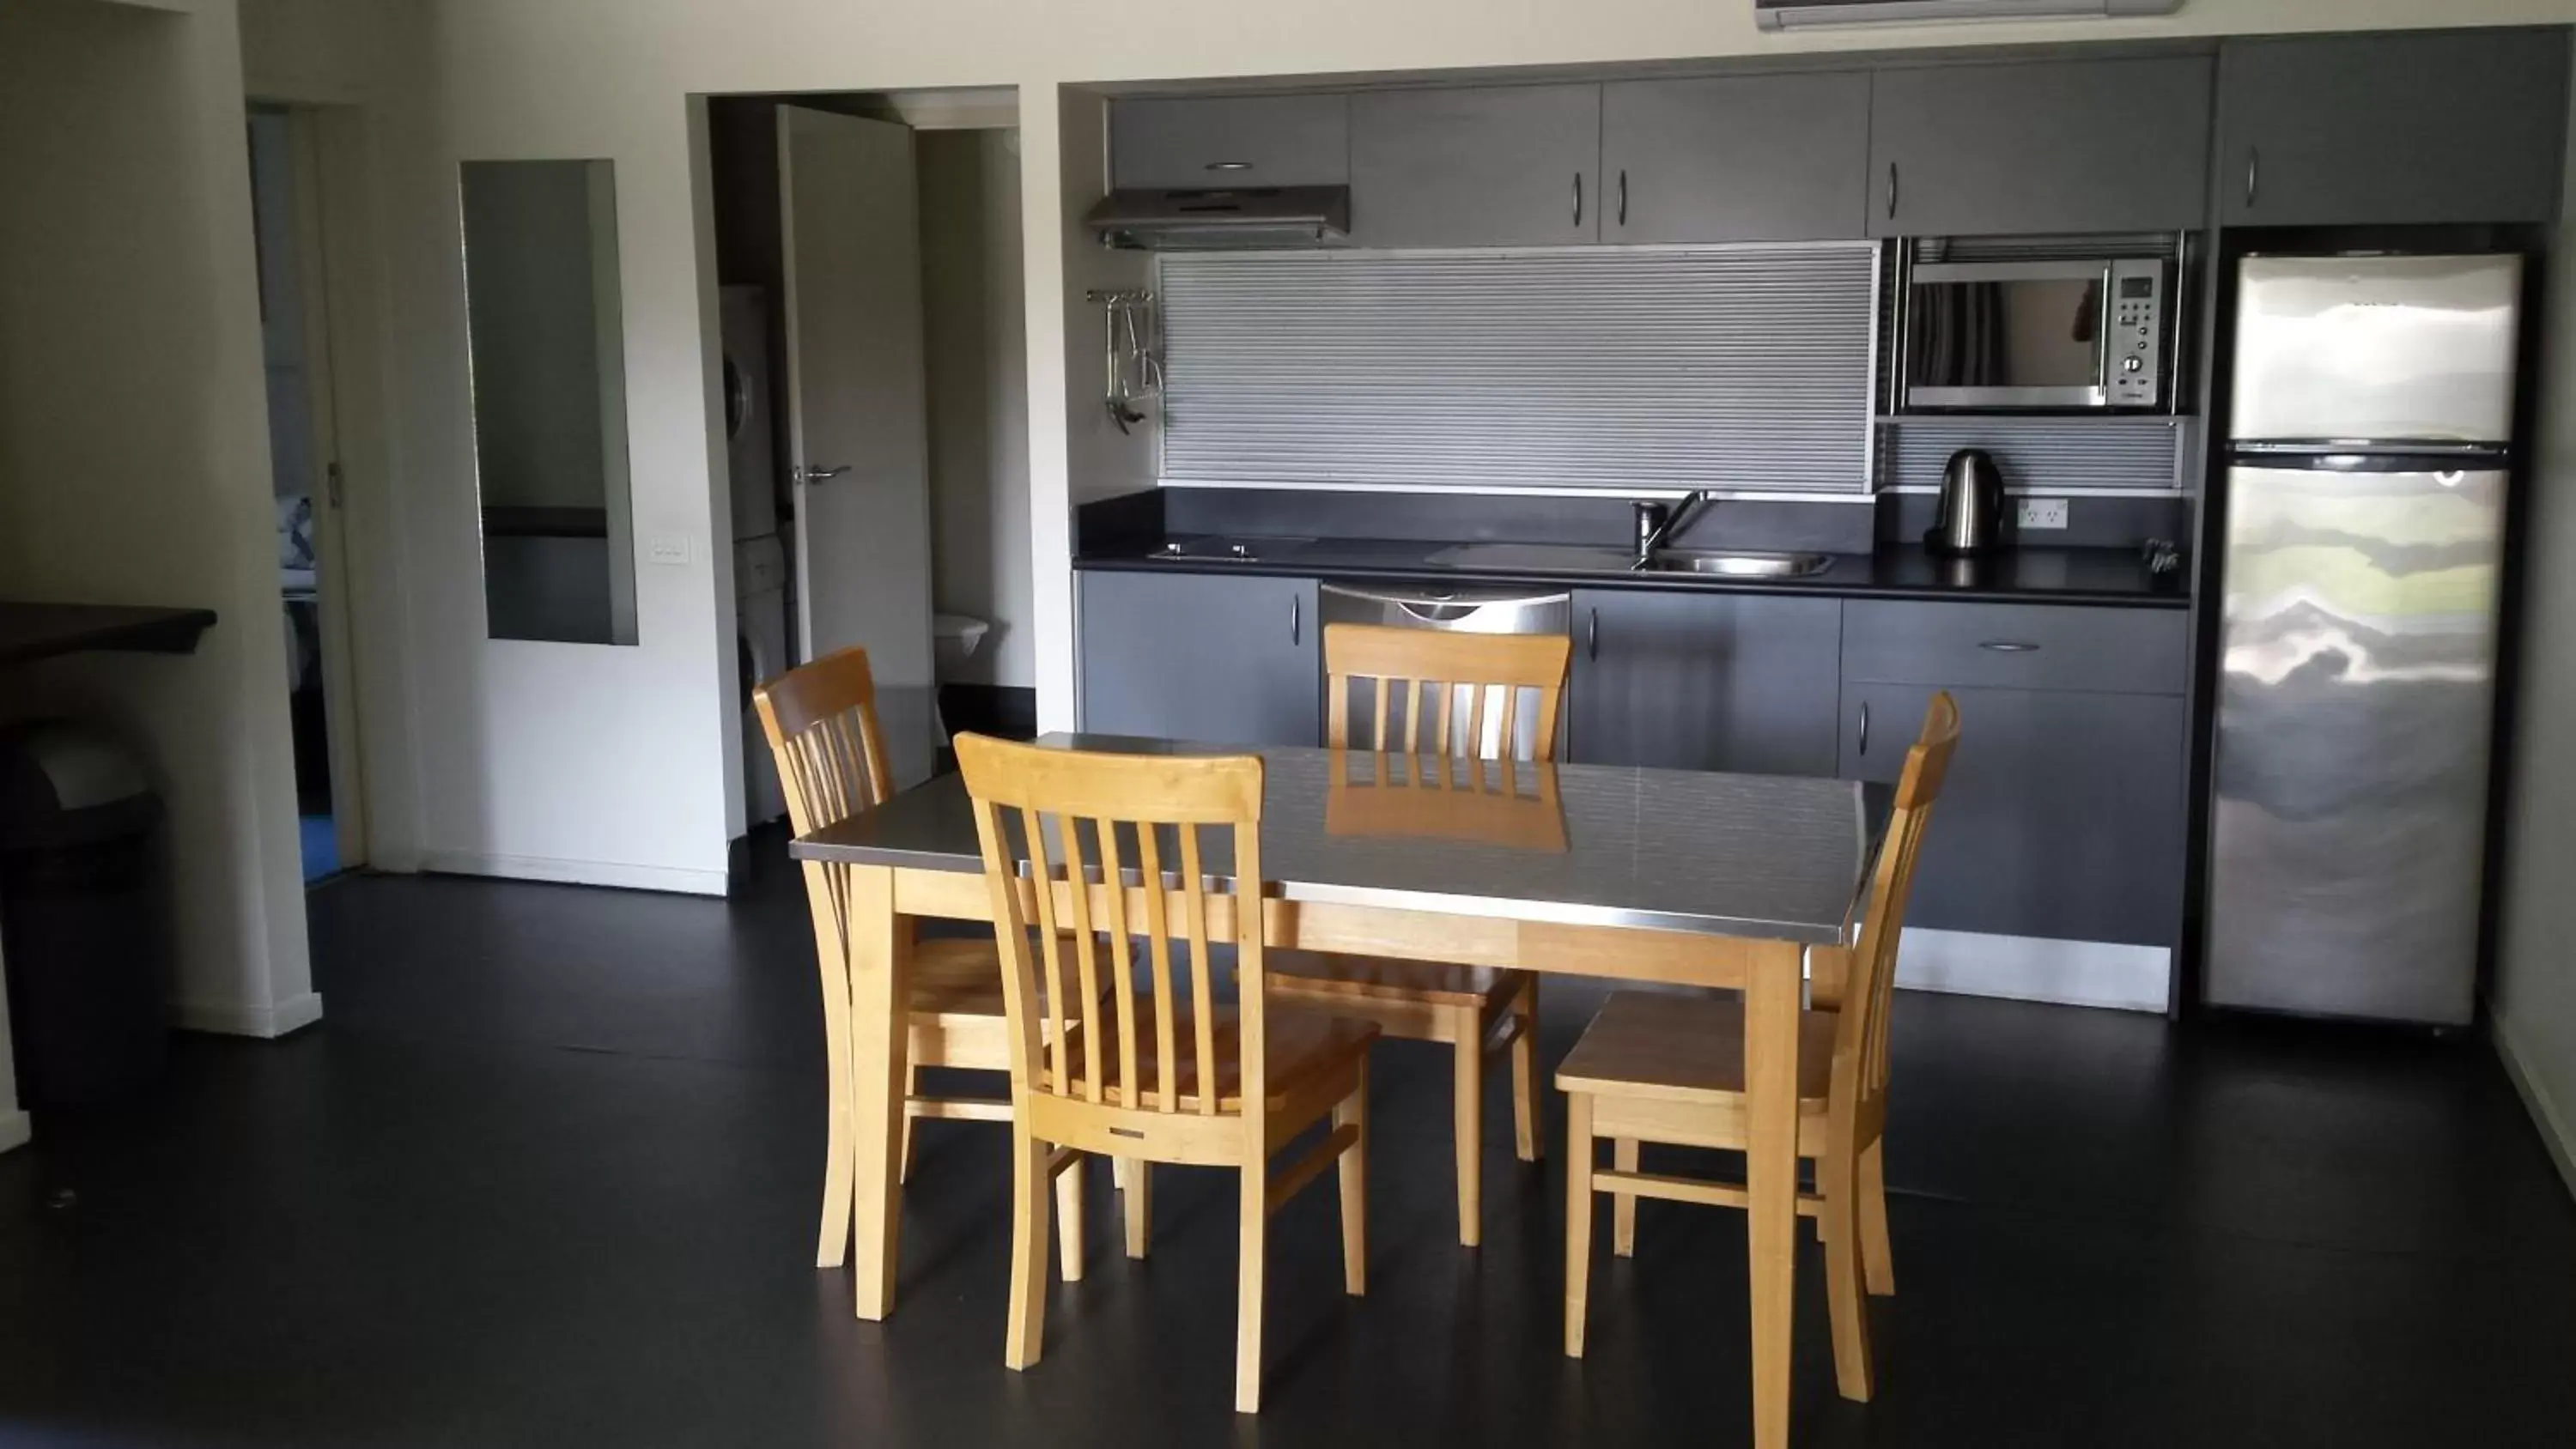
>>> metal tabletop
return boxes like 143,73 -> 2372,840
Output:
791,735 -> 1887,946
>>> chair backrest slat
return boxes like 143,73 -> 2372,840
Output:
1323,624 -> 1571,762
1831,692 -> 1961,1113
750,646 -> 896,835
959,736 -> 1265,1123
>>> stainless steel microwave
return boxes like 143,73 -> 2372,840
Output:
1901,257 -> 2171,411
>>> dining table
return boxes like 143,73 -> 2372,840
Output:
790,734 -> 1889,1449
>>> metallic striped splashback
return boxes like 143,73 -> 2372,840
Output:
1157,245 -> 1878,494
1878,415 -> 2193,494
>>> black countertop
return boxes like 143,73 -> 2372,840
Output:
1076,537 -> 2189,609
0,602 -> 218,664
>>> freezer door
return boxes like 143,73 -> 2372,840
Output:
2231,254 -> 2521,446
2206,461 -> 2504,1023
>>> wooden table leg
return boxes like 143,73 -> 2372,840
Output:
1743,940 -> 1803,1449
801,862 -> 855,1270
846,864 -> 911,1320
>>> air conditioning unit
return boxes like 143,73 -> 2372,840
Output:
1757,0 -> 2180,27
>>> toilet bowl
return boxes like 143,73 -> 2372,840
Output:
933,614 -> 989,678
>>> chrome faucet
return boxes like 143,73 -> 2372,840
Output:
1631,491 -> 1710,569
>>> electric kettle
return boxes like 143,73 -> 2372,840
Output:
1926,448 -> 2006,556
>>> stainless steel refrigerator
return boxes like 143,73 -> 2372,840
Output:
2208,253 -> 2521,1025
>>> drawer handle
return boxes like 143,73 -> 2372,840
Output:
1206,160 -> 1253,173
1979,640 -> 2041,653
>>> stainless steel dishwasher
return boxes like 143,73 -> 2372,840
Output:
1316,582 -> 1573,761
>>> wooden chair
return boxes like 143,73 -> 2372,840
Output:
1556,692 -> 1960,1403
753,646 -> 1088,1280
954,733 -> 1375,1415
1265,622 -> 1570,1247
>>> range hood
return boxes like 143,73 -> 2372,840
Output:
1085,185 -> 1350,252
1756,0 -> 2179,26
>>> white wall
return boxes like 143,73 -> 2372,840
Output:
920,128 -> 1034,688
2493,29 -> 2576,1203
339,0 -> 2571,882
0,0 -> 316,1039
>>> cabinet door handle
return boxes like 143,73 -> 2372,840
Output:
1857,701 -> 1869,757
1291,595 -> 1301,646
1206,160 -> 1252,173
1572,172 -> 1583,227
2245,148 -> 2259,211
1886,162 -> 1899,221
1587,608 -> 1599,661
1978,640 -> 2041,653
1617,168 -> 1628,227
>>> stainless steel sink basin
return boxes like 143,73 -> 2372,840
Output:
1644,549 -> 1835,579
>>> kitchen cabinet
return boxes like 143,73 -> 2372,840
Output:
1079,571 -> 1319,747
1841,682 -> 2185,948
1867,57 -> 2213,238
1110,94 -> 1351,191
2217,30 -> 2570,227
1601,73 -> 1870,244
1349,84 -> 1602,249
1571,591 -> 1843,776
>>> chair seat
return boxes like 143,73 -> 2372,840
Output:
908,937 -> 1013,1022
1267,949 -> 1523,1009
1041,1001 -> 1379,1113
1555,990 -> 1840,1108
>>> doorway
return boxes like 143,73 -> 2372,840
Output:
246,105 -> 365,883
704,88 -> 1032,846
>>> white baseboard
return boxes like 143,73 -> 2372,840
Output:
418,850 -> 729,897
175,991 -> 326,1040
2493,1008 -> 2576,1204
1893,928 -> 2170,1013
0,1109 -> 28,1155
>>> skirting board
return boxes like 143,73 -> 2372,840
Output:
0,1109 -> 28,1155
1893,928 -> 2171,1013
2493,1008 -> 2576,1204
176,991 -> 325,1040
419,850 -> 729,897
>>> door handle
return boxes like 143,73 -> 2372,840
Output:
1586,608 -> 1599,661
1978,640 -> 2041,653
1291,594 -> 1300,646
1886,162 -> 1899,221
1857,701 -> 1869,756
2245,148 -> 2259,211
795,464 -> 851,484
1573,172 -> 1583,227
1617,169 -> 1628,227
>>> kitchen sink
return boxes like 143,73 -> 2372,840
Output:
1644,549 -> 1835,579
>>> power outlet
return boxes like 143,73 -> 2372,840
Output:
647,533 -> 692,567
2017,497 -> 2070,531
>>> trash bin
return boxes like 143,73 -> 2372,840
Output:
0,720 -> 172,1109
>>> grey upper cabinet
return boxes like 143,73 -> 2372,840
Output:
1079,571 -> 1320,747
1867,57 -> 2213,238
1350,84 -> 1603,248
1601,73 -> 1870,244
1111,94 -> 1351,190
1571,591 -> 1843,776
2219,31 -> 2571,227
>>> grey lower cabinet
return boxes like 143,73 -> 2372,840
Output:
1110,94 -> 1351,191
1601,72 -> 1870,244
1078,571 -> 1319,747
1867,56 -> 2213,238
1840,682 -> 2185,948
2218,30 -> 2571,227
1349,84 -> 1602,249
1570,591 -> 1842,776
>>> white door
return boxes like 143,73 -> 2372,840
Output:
777,106 -> 935,685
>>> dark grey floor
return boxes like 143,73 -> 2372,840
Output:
3,839 -> 2572,1447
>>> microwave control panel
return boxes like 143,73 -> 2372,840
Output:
2108,260 -> 2166,408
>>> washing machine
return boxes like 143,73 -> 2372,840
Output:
737,534 -> 791,828
720,285 -> 778,543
